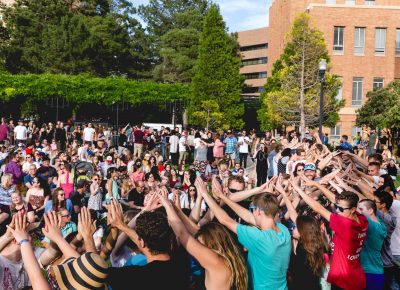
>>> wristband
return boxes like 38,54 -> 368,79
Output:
18,239 -> 30,246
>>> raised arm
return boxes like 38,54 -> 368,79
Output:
301,175 -> 336,204
290,181 -> 332,222
157,190 -> 225,272
195,177 -> 238,233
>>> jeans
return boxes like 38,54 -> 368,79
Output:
239,152 -> 248,168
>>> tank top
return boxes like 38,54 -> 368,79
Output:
60,172 -> 74,199
106,180 -> 120,200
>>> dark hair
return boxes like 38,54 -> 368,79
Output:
341,135 -> 348,141
135,211 -> 173,255
281,148 -> 292,157
374,190 -> 394,210
107,167 -> 118,179
227,175 -> 245,189
368,161 -> 381,169
64,163 -> 71,172
359,199 -> 377,214
377,174 -> 397,196
293,162 -> 305,177
335,191 -> 359,209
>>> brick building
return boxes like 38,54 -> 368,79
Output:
237,27 -> 269,98
268,0 -> 400,140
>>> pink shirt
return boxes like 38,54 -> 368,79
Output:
213,139 -> 224,158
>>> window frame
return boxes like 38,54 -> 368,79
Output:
352,77 -> 364,107
333,26 -> 345,54
375,28 -> 387,56
354,27 -> 365,55
373,77 -> 384,90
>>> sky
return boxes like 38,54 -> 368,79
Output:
131,0 -> 272,32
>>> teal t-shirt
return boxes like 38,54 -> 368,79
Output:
361,216 -> 387,274
237,223 -> 291,290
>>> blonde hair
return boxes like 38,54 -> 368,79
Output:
1,173 -> 12,188
196,223 -> 248,290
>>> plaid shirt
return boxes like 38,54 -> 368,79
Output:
224,136 -> 237,154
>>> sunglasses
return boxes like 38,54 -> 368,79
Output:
229,188 -> 240,193
58,193 -> 65,196
297,168 -> 304,172
189,189 -> 196,192
32,181 -> 39,184
334,203 -> 352,213
249,205 -> 263,213
93,178 -> 99,181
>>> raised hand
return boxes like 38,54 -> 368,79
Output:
42,211 -> 62,242
8,212 -> 29,244
156,187 -> 170,207
211,175 -> 224,199
143,192 -> 161,212
5,215 -> 16,239
300,175 -> 319,187
195,176 -> 208,196
107,199 -> 125,230
78,207 -> 96,240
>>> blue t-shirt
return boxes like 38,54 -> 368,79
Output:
237,223 -> 291,290
44,198 -> 73,215
361,216 -> 387,274
124,254 -> 147,267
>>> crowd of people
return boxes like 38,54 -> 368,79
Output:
0,116 -> 399,290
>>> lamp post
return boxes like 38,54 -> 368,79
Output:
318,59 -> 327,142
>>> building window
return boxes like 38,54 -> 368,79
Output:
258,87 -> 266,93
331,126 -> 341,139
346,0 -> 355,4
365,0 -> 375,5
241,57 -> 268,66
373,77 -> 384,90
354,27 -> 365,55
240,43 -> 268,52
336,77 -> 343,100
352,77 -> 363,107
396,29 -> 400,56
243,72 -> 267,79
352,126 -> 362,138
375,28 -> 387,55
326,0 -> 336,3
333,26 -> 344,54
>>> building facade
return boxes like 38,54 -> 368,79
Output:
268,0 -> 400,140
238,27 -> 269,98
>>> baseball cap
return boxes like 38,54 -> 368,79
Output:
305,130 -> 310,134
304,163 -> 316,171
106,156 -> 113,162
174,182 -> 183,189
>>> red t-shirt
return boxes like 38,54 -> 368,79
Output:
328,212 -> 368,290
134,130 -> 144,144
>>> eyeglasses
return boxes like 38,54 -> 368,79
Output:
229,188 -> 240,193
297,168 -> 304,172
249,205 -> 263,213
189,189 -> 196,192
26,156 -> 32,159
334,203 -> 352,213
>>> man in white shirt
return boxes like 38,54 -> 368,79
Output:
238,130 -> 250,168
169,130 -> 179,165
14,120 -> 27,144
83,123 -> 95,144
178,131 -> 188,165
77,143 -> 89,161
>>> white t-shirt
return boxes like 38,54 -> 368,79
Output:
14,125 -> 27,140
238,136 -> 250,153
168,191 -> 188,209
169,135 -> 179,153
194,138 -> 201,149
77,146 -> 88,161
0,255 -> 31,290
390,200 -> 400,255
83,127 -> 95,142
179,136 -> 187,152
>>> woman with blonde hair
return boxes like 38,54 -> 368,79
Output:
159,190 -> 248,290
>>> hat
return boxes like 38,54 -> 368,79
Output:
305,130 -> 310,134
106,156 -> 113,162
182,131 -> 187,136
76,179 -> 88,188
174,182 -> 183,189
304,163 -> 316,171
51,253 -> 108,290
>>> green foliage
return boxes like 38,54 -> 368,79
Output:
258,13 -> 344,131
139,0 -> 210,83
0,0 -> 151,78
357,80 -> 400,129
0,73 -> 189,106
191,4 -> 244,129
191,100 -> 223,129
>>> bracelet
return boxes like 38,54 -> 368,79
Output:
18,239 -> 30,246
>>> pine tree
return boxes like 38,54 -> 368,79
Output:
258,13 -> 343,133
191,4 -> 244,129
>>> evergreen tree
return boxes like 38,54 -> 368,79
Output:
139,0 -> 210,83
258,13 -> 343,133
191,4 -> 244,129
0,0 -> 151,78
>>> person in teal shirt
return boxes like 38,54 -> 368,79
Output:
358,199 -> 387,290
201,182 -> 291,290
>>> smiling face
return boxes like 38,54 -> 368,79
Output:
11,192 -> 22,205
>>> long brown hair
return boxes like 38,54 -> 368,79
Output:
196,223 -> 248,290
296,215 -> 326,277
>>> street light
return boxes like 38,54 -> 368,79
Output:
318,59 -> 327,141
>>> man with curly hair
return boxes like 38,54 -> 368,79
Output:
106,201 -> 190,290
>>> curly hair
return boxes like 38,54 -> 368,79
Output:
135,211 -> 173,255
335,191 -> 359,208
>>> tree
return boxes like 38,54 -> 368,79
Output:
258,13 -> 343,133
191,4 -> 244,129
191,100 -> 223,130
357,80 -> 400,147
139,0 -> 210,83
0,0 -> 151,78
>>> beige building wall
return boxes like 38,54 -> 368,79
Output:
1,0 -> 14,5
237,27 -> 269,98
268,0 -> 400,140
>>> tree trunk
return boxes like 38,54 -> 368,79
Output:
182,108 -> 188,129
299,35 -> 306,138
